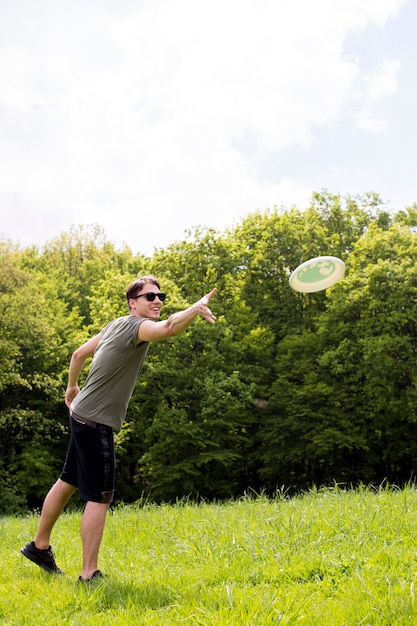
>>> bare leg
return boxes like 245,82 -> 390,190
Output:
80,501 -> 110,579
34,479 -> 77,549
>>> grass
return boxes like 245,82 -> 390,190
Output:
2,484 -> 417,624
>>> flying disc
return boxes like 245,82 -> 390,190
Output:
289,256 -> 345,293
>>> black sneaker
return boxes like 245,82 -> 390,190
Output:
21,541 -> 63,574
78,569 -> 105,583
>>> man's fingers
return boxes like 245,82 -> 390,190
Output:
198,288 -> 217,322
203,287 -> 217,304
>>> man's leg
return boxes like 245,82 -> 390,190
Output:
21,478 -> 77,573
34,479 -> 77,549
79,500 -> 110,580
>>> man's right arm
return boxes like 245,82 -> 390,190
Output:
65,333 -> 102,407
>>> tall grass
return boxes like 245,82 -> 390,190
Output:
2,484 -> 417,624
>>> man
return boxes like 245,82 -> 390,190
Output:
21,275 -> 217,582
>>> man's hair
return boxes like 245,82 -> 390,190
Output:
126,275 -> 161,309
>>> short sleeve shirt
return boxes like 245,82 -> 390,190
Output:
71,315 -> 149,430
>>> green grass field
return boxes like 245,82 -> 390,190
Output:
2,485 -> 417,625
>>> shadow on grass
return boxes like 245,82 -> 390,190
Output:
76,578 -> 179,611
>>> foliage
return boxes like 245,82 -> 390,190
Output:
2,192 -> 417,511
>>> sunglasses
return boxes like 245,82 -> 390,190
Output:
132,292 -> 166,302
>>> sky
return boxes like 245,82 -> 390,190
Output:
1,0 -> 416,257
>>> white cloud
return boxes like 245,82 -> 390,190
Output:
350,59 -> 400,132
351,108 -> 390,133
0,0 -> 411,254
363,59 -> 400,105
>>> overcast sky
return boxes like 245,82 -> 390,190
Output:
1,0 -> 415,256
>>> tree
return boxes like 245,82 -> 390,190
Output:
0,240 -> 81,510
259,211 -> 417,491
3,193 -> 417,509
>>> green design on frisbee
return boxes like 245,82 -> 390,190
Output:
289,256 -> 346,293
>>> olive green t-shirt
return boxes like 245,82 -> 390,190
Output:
71,315 -> 149,430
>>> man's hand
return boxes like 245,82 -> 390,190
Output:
65,385 -> 80,408
196,287 -> 217,323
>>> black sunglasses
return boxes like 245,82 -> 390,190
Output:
132,292 -> 166,302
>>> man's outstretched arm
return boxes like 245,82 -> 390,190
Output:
138,288 -> 217,343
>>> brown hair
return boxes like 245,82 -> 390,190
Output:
126,275 -> 161,309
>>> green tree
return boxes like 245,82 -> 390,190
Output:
259,211 -> 417,491
28,224 -> 146,327
4,193 -> 417,508
319,218 -> 417,482
0,240 -> 81,510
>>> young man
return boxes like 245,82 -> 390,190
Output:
21,275 -> 217,582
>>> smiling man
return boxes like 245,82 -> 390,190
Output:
21,275 -> 217,582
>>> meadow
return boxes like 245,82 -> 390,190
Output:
2,485 -> 417,625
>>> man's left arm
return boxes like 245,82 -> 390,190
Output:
138,288 -> 217,343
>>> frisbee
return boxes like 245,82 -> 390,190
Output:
289,256 -> 345,293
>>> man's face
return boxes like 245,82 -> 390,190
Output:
129,282 -> 165,319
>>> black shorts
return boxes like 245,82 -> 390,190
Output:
60,412 -> 115,504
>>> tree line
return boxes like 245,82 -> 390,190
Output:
2,191 -> 417,513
